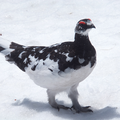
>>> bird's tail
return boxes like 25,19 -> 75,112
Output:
0,38 -> 14,55
0,37 -> 24,56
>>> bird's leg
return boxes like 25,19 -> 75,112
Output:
47,89 -> 70,111
68,85 -> 93,113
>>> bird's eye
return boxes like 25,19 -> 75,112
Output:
78,26 -> 82,29
79,21 -> 86,25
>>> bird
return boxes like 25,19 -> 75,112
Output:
0,18 -> 96,113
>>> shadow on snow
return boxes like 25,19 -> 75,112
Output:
12,98 -> 120,120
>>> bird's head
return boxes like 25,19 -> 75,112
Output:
75,18 -> 95,36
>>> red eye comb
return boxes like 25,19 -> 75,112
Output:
79,21 -> 86,25
88,18 -> 91,21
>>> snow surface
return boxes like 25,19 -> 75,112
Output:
0,0 -> 120,120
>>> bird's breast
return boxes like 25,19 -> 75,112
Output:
26,60 -> 96,90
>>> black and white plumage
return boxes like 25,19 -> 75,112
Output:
0,18 -> 96,113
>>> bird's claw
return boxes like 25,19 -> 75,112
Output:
52,104 -> 93,113
70,105 -> 93,113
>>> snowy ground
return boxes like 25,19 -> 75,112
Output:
0,0 -> 120,120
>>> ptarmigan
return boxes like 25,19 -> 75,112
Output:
0,18 -> 96,113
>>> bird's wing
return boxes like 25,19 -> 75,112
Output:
5,41 -> 80,72
5,41 -> 90,73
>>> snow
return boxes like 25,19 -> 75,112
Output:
0,0 -> 120,120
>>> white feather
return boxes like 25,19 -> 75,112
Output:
26,59 -> 96,91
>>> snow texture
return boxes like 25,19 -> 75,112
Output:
0,0 -> 120,120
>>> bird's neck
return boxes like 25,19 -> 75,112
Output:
73,33 -> 94,56
74,33 -> 92,47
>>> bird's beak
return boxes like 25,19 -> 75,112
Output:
91,24 -> 96,28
